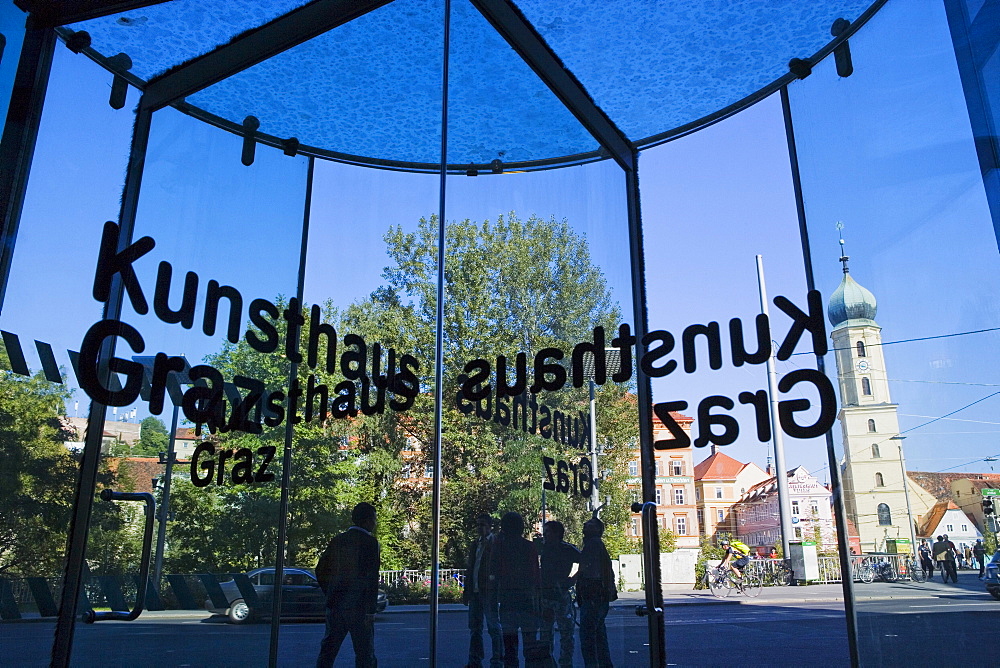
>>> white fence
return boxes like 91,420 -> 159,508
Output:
379,569 -> 465,588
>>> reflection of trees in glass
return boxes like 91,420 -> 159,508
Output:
167,212 -> 640,572
0,350 -> 136,576
133,416 -> 169,456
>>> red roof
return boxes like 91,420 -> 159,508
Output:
693,451 -> 747,481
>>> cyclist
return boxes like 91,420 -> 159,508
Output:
719,538 -> 752,580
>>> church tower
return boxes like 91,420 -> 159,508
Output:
829,240 -> 911,554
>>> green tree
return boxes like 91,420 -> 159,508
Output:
133,416 -> 169,457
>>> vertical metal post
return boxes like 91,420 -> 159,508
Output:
781,84 -> 860,668
269,155 -> 314,668
429,1 -> 451,665
0,15 -> 54,314
51,103 -> 153,668
894,439 -> 917,555
589,379 -> 600,514
152,402 -> 180,588
755,255 -> 792,559
625,154 -> 665,666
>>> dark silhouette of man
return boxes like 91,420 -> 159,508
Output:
577,517 -> 616,668
974,538 -> 987,578
539,520 -> 580,668
465,513 -> 503,668
489,511 -> 543,666
316,502 -> 380,668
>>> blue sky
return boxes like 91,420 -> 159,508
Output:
1,0 -> 998,483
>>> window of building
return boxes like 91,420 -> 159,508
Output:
791,501 -> 800,516
946,524 -> 953,532
695,488 -> 701,501
402,463 -> 412,478
655,487 -> 662,505
674,488 -> 685,505
631,518 -> 639,536
871,443 -> 880,458
715,487 -> 723,499
697,510 -> 704,529
857,340 -> 866,357
794,527 -> 802,539
671,460 -> 683,476
811,500 -> 819,515
962,524 -> 968,532
425,464 -> 434,478
875,472 -> 884,487
717,508 -> 724,522
862,377 -> 872,395
868,419 -> 877,433
675,516 -> 687,535
628,460 -> 638,477
631,489 -> 639,504
877,503 -> 892,526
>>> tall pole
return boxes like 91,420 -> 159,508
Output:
756,255 -> 792,559
894,437 -> 917,554
152,403 -> 180,588
589,379 -> 599,516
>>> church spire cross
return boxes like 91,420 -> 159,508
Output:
836,221 -> 850,273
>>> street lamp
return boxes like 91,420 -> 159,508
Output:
581,348 -> 621,517
890,435 -> 917,556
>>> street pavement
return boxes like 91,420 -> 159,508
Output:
2,571 -> 997,666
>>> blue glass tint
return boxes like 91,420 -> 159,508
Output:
71,0 -> 310,80
0,1 -> 25,124
515,0 -> 876,143
188,0 -> 445,165
789,1 -> 999,662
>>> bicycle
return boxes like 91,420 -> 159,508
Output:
760,559 -> 793,586
705,565 -> 762,598
902,558 -> 925,583
857,557 -> 896,583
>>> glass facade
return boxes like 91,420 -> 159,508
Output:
0,1 -> 998,667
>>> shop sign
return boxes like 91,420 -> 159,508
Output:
981,489 -> 1000,497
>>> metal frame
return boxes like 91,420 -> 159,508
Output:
780,84 -> 860,668
138,0 -> 394,113
0,15 -> 54,315
15,1 -> 172,27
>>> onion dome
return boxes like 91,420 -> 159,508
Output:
828,271 -> 877,329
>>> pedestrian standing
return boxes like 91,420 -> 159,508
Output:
917,538 -> 934,580
489,511 -> 544,667
465,513 -> 504,668
539,521 -> 580,668
943,534 -> 959,583
974,538 -> 987,579
577,517 -> 616,668
932,535 -> 949,583
315,502 -> 380,668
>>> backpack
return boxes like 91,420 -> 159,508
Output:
730,540 -> 751,556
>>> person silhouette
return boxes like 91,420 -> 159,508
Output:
465,513 -> 503,668
489,511 -> 543,666
315,502 -> 380,668
539,520 -> 580,668
577,518 -> 616,668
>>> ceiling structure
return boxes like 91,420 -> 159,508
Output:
39,0 -> 884,170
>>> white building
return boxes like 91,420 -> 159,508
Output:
735,466 -> 836,552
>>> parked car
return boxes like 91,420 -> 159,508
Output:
984,552 -> 1000,600
206,567 -> 389,624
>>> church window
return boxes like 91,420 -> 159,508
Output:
862,377 -> 872,395
877,503 -> 892,525
868,419 -> 877,432
871,443 -> 881,458
875,472 -> 884,487
857,341 -> 866,357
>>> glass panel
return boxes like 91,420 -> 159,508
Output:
0,2 -> 25,124
71,0 -> 311,80
0,48 -> 136,664
640,93 -> 841,663
788,1 -> 999,664
68,103 -> 307,663
515,0 -> 874,142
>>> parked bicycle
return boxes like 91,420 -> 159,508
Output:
900,558 -> 925,583
705,564 -> 762,598
759,559 -> 794,586
857,557 -> 897,583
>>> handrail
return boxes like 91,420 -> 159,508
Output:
84,489 -> 155,623
631,501 -> 665,666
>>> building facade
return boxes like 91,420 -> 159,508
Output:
626,411 -> 700,549
693,447 -> 769,542
735,466 -> 836,551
